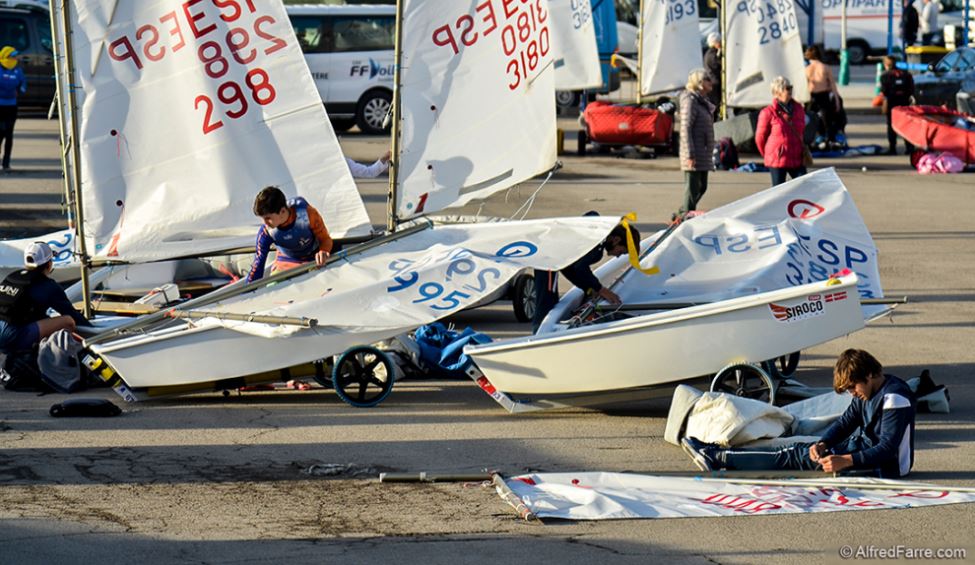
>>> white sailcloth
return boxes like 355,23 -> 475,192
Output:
724,0 -> 809,107
550,0 -> 602,90
91,217 -> 620,387
539,168 -> 884,332
640,0 -> 702,95
396,0 -> 557,220
53,0 -> 370,263
505,473 -> 975,520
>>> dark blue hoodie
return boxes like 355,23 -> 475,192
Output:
820,375 -> 916,478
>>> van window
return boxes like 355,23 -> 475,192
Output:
36,15 -> 52,52
290,16 -> 328,53
0,17 -> 30,51
331,16 -> 394,53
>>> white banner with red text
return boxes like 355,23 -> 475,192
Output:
504,473 -> 975,520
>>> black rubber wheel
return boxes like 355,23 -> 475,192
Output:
332,346 -> 394,407
330,118 -> 355,133
710,363 -> 776,404
761,351 -> 801,380
511,272 -> 536,323
555,90 -> 580,113
846,41 -> 868,65
355,89 -> 392,134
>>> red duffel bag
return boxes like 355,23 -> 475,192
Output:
584,101 -> 674,146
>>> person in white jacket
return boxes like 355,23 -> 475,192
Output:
920,0 -> 940,43
345,150 -> 391,178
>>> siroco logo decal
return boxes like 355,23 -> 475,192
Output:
350,58 -> 394,79
787,199 -> 826,220
770,294 -> 826,323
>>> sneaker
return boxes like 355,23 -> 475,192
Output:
680,436 -> 720,472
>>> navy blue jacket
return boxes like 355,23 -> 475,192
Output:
560,245 -> 605,295
820,375 -> 916,477
27,276 -> 90,327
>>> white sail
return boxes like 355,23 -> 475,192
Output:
91,216 -> 620,388
725,0 -> 809,107
539,168 -> 884,333
396,0 -> 557,220
550,0 -> 602,90
640,0 -> 702,95
53,0 -> 370,263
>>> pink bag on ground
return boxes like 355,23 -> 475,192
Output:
916,152 -> 965,174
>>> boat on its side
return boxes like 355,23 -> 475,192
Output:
466,273 -> 863,396
892,105 -> 975,164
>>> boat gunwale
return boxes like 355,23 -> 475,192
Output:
466,274 -> 861,356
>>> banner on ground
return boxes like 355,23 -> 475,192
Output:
504,473 -> 975,520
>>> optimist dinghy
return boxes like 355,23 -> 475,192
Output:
465,169 -> 890,410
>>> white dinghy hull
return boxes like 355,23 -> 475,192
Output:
466,274 -> 863,396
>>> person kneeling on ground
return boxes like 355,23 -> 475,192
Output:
681,349 -> 916,478
532,218 -> 638,333
246,186 -> 334,284
1,242 -> 90,388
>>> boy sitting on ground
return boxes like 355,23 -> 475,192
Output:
246,186 -> 334,284
681,349 -> 916,478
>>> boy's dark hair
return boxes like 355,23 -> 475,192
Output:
253,186 -> 288,216
804,45 -> 822,61
605,223 -> 640,253
833,349 -> 883,393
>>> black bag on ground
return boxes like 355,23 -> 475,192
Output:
1,347 -> 52,393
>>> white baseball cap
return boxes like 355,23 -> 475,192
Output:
24,241 -> 54,269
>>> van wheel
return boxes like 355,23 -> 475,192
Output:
330,118 -> 355,133
356,90 -> 392,134
846,41 -> 868,66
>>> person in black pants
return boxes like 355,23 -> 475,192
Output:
880,55 -> 916,155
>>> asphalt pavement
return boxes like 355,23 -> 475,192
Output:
0,86 -> 973,564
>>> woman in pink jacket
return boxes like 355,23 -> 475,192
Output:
755,76 -> 807,186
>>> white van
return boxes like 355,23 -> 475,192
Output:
286,4 -> 395,134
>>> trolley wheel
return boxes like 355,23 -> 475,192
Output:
762,351 -> 801,379
511,272 -> 536,323
332,346 -> 395,407
311,358 -> 334,389
710,363 -> 777,404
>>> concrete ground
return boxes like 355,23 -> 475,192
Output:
0,84 -> 973,564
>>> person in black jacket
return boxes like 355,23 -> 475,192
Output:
880,55 -> 916,155
901,0 -> 920,48
682,349 -> 917,478
703,32 -> 722,116
531,219 -> 639,333
0,242 -> 88,355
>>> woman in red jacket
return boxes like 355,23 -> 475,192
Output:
755,76 -> 807,186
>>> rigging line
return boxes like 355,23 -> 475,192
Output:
509,162 -> 562,221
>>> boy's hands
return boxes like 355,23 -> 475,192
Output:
809,442 -> 828,462
819,454 -> 854,473
315,250 -> 330,267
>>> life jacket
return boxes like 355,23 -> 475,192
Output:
267,197 -> 318,262
0,269 -> 43,325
